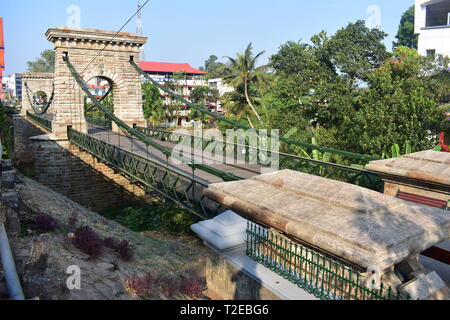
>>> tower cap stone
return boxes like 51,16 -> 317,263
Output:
45,27 -> 147,46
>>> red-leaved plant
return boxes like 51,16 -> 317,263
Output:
72,226 -> 103,259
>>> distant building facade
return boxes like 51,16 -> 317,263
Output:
139,61 -> 207,127
208,78 -> 234,114
2,73 -> 22,101
415,0 -> 450,57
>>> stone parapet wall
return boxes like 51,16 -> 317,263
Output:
28,134 -> 154,211
12,115 -> 47,163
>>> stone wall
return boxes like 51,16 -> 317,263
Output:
12,115 -> 47,163
206,249 -> 281,300
26,134 -> 154,212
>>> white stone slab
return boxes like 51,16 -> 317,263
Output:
401,271 -> 447,300
191,210 -> 249,251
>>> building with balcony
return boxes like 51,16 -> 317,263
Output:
139,61 -> 207,127
415,0 -> 450,57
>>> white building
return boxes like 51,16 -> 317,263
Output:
139,61 -> 207,127
208,78 -> 234,114
2,73 -> 22,101
415,0 -> 450,57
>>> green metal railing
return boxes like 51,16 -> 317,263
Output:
85,116 -> 112,130
246,222 -> 410,300
64,55 -> 243,183
67,127 -> 225,219
26,111 -> 53,132
131,58 -> 381,164
135,126 -> 384,191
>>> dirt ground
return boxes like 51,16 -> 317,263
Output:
5,173 -> 215,300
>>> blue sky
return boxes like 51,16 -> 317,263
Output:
2,0 -> 414,74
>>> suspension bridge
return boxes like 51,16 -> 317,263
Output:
6,23 -> 449,301
18,27 -> 387,220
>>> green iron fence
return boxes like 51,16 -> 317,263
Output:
135,126 -> 384,191
67,127 -> 225,220
26,111 -> 53,132
246,222 -> 411,300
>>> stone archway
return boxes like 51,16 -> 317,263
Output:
45,27 -> 147,138
21,72 -> 55,116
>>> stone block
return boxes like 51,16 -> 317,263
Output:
1,159 -> 13,171
1,170 -> 16,190
203,170 -> 450,271
191,210 -> 248,252
1,192 -> 20,211
401,271 -> 448,300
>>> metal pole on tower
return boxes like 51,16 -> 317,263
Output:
136,1 -> 145,61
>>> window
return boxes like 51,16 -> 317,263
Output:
426,49 -> 436,59
425,1 -> 450,27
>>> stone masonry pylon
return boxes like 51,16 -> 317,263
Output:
45,27 -> 148,139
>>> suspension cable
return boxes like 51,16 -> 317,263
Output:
80,0 -> 151,75
130,59 -> 381,163
64,55 -> 243,182
24,82 -> 55,115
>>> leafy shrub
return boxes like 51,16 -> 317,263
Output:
34,215 -> 58,232
72,226 -> 103,259
100,203 -> 195,235
115,240 -> 134,262
124,276 -> 153,298
124,272 -> 204,299
156,276 -> 179,298
180,278 -> 204,299
103,237 -> 134,261
103,237 -> 120,249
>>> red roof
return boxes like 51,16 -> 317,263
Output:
139,61 -> 207,75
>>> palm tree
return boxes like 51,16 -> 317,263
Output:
221,87 -> 256,127
223,43 -> 269,126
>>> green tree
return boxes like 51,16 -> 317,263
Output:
201,55 -> 227,79
336,47 -> 442,157
142,82 -> 165,125
221,86 -> 257,127
223,43 -> 269,125
393,6 -> 418,50
325,20 -> 389,82
27,49 -> 55,73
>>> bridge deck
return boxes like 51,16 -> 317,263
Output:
88,126 -> 264,185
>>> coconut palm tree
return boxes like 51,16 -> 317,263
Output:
223,43 -> 269,125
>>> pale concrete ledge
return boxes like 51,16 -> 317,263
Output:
366,150 -> 450,186
203,170 -> 450,271
192,210 -> 318,300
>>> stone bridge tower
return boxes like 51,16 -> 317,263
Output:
45,27 -> 147,138
21,72 -> 55,116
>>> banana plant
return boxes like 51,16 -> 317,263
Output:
281,128 -> 332,176
390,141 -> 413,158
